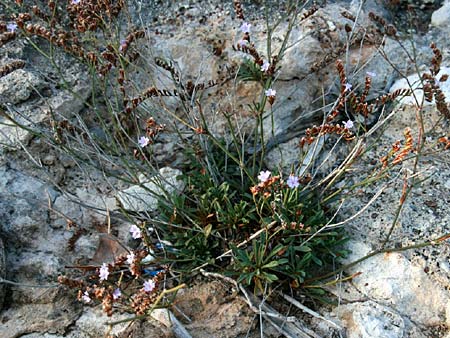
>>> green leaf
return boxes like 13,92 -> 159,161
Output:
294,245 -> 312,252
204,223 -> 213,238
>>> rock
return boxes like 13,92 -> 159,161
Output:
0,165 -> 58,247
0,237 -> 5,311
43,155 -> 56,166
0,290 -> 82,338
431,0 -> 450,28
389,66 -> 450,106
340,241 -> 450,327
0,79 -> 90,151
336,301 -> 405,338
75,307 -> 131,337
0,69 -> 44,104
117,167 -> 184,212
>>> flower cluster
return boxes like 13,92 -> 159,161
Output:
251,171 -> 301,196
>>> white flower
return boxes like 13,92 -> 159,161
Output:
99,263 -> 109,281
126,251 -> 135,265
129,224 -> 142,239
138,136 -> 150,148
343,119 -> 354,129
240,22 -> 251,34
82,291 -> 91,303
344,83 -> 352,92
6,23 -> 17,33
257,170 -> 271,183
71,0 -> 81,4
265,88 -> 276,97
261,60 -> 270,72
143,279 -> 156,292
366,71 -> 376,77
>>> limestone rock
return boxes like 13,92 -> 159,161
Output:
0,237 -> 5,311
389,66 -> 450,106
0,165 -> 58,247
431,0 -> 450,28
117,167 -> 184,212
0,69 -> 44,104
336,301 -> 405,338
341,241 -> 450,327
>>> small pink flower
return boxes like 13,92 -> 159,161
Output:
119,39 -> 127,52
265,88 -> 276,97
129,224 -> 142,239
143,279 -> 156,292
126,251 -> 135,265
343,119 -> 354,129
286,175 -> 299,189
258,170 -> 271,183
99,263 -> 109,281
238,39 -> 248,47
112,288 -> 122,300
261,61 -> 270,72
240,22 -> 251,34
82,291 -> 91,303
138,136 -> 150,148
6,23 -> 17,33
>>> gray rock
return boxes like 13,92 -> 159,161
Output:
0,237 -> 5,311
0,165 -> 58,247
117,167 -> 184,212
0,295 -> 81,338
431,0 -> 450,28
0,69 -> 44,104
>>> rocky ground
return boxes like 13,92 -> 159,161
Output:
1,0 -> 450,337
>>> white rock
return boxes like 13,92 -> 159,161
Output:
389,67 -> 450,106
117,167 -> 184,212
336,301 -> 404,338
431,0 -> 450,28
341,240 -> 450,326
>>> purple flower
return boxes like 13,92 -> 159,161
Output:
71,0 -> 81,4
261,60 -> 270,72
265,88 -> 276,97
143,279 -> 156,292
344,83 -> 352,92
6,23 -> 17,33
286,175 -> 300,189
258,170 -> 271,183
343,119 -> 354,129
240,22 -> 251,34
112,288 -> 122,300
119,39 -> 127,52
129,224 -> 142,239
126,251 -> 135,265
238,39 -> 248,47
138,136 -> 150,148
82,291 -> 91,303
99,263 -> 109,281
366,71 -> 376,77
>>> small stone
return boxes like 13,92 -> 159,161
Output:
42,155 -> 56,166
431,1 -> 450,28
